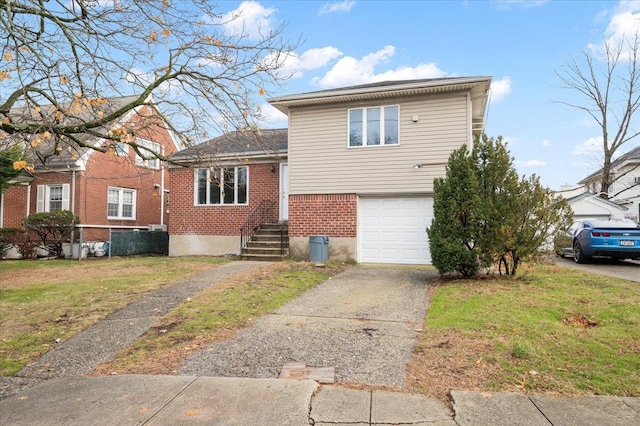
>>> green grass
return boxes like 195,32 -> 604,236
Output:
416,262 -> 640,396
0,256 -> 229,376
95,261 -> 346,375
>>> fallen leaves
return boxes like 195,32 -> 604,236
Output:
562,315 -> 597,328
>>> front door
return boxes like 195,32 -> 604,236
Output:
279,163 -> 289,221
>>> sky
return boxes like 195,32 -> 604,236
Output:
216,0 -> 640,190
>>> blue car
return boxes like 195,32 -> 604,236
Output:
554,219 -> 640,264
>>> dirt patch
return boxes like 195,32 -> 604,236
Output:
562,315 -> 597,328
93,329 -> 237,376
406,329 -> 500,403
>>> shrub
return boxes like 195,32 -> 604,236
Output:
23,211 -> 80,258
0,228 -> 36,259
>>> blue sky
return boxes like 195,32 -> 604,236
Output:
218,0 -> 640,190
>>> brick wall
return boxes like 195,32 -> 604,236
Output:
169,162 -> 281,236
288,193 -> 357,238
1,185 -> 29,228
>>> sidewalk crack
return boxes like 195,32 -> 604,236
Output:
141,376 -> 199,425
528,396 -> 554,425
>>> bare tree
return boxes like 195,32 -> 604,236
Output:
0,0 -> 297,168
556,33 -> 640,198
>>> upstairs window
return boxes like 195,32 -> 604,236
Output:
115,142 -> 129,157
135,139 -> 161,169
348,105 -> 399,147
195,166 -> 248,205
108,187 -> 136,219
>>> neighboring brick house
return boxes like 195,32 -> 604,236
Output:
578,145 -> 640,222
168,77 -> 492,265
1,96 -> 180,250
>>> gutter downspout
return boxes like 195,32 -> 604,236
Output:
26,185 -> 31,218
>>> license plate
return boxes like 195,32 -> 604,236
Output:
620,240 -> 635,246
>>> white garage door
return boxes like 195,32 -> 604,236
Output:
358,197 -> 433,265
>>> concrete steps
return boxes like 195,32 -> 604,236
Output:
241,223 -> 289,261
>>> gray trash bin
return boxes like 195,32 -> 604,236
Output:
309,235 -> 329,262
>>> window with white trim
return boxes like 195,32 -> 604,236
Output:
36,184 -> 70,212
108,187 -> 136,219
348,105 -> 399,147
134,139 -> 161,169
195,166 -> 248,205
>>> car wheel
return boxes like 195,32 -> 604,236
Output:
573,240 -> 589,264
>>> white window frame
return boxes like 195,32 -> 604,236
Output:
107,187 -> 136,220
194,166 -> 249,206
134,138 -> 161,169
36,184 -> 70,212
348,105 -> 400,148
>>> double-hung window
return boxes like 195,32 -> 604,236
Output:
134,139 -> 161,169
348,105 -> 399,147
36,184 -> 70,212
196,166 -> 248,205
108,187 -> 136,219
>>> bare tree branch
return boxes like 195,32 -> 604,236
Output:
0,0 -> 299,168
556,33 -> 640,198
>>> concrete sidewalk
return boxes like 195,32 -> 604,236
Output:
1,375 -> 638,425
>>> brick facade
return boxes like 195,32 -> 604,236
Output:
169,162 -> 281,236
288,193 -> 357,238
1,105 -> 176,242
1,185 -> 29,228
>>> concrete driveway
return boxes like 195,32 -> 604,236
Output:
555,257 -> 640,282
179,265 -> 437,388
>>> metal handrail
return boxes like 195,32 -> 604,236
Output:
240,200 -> 277,250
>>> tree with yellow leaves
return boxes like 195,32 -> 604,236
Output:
0,0 -> 297,172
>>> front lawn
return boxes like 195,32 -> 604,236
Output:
0,256 -> 229,376
407,262 -> 640,400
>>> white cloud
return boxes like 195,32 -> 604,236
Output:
571,136 -> 603,156
319,1 -> 356,15
589,1 -> 640,60
276,47 -> 343,78
542,139 -> 551,147
516,159 -> 547,167
313,45 -> 447,88
257,103 -> 287,127
489,77 -> 512,103
219,1 -> 277,39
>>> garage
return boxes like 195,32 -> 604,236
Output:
358,197 -> 433,265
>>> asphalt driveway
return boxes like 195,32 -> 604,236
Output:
555,257 -> 640,282
179,265 -> 437,388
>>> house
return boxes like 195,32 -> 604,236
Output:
578,145 -> 640,222
0,96 -> 180,254
167,77 -> 492,264
167,129 -> 287,257
555,186 -> 628,220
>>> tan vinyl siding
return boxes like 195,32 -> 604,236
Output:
288,93 -> 470,195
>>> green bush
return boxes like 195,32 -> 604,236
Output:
428,135 -> 573,277
23,211 -> 80,258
